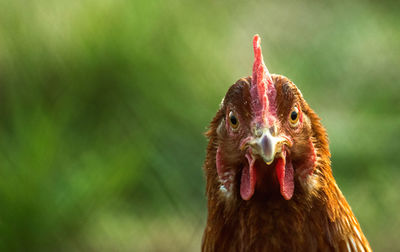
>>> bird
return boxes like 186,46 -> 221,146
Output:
201,34 -> 371,251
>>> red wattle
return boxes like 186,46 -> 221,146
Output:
275,153 -> 294,200
240,153 -> 256,200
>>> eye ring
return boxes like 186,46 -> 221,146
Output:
289,106 -> 300,127
228,111 -> 239,130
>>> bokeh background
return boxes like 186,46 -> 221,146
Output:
0,0 -> 399,251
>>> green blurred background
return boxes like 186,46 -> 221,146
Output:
0,0 -> 399,251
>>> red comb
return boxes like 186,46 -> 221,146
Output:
250,34 -> 276,126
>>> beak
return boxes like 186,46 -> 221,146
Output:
247,126 -> 291,165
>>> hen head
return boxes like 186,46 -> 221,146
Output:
208,35 -> 329,202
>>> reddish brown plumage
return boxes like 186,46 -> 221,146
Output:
202,37 -> 371,251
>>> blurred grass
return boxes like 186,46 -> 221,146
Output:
0,0 -> 399,251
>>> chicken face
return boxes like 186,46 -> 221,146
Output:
214,35 -> 317,201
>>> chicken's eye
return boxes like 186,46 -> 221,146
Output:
289,106 -> 300,126
229,111 -> 239,130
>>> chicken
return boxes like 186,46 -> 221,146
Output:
202,35 -> 371,251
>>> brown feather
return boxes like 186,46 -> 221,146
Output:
202,75 -> 371,252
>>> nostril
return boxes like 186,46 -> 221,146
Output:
254,128 -> 263,138
269,125 -> 277,137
